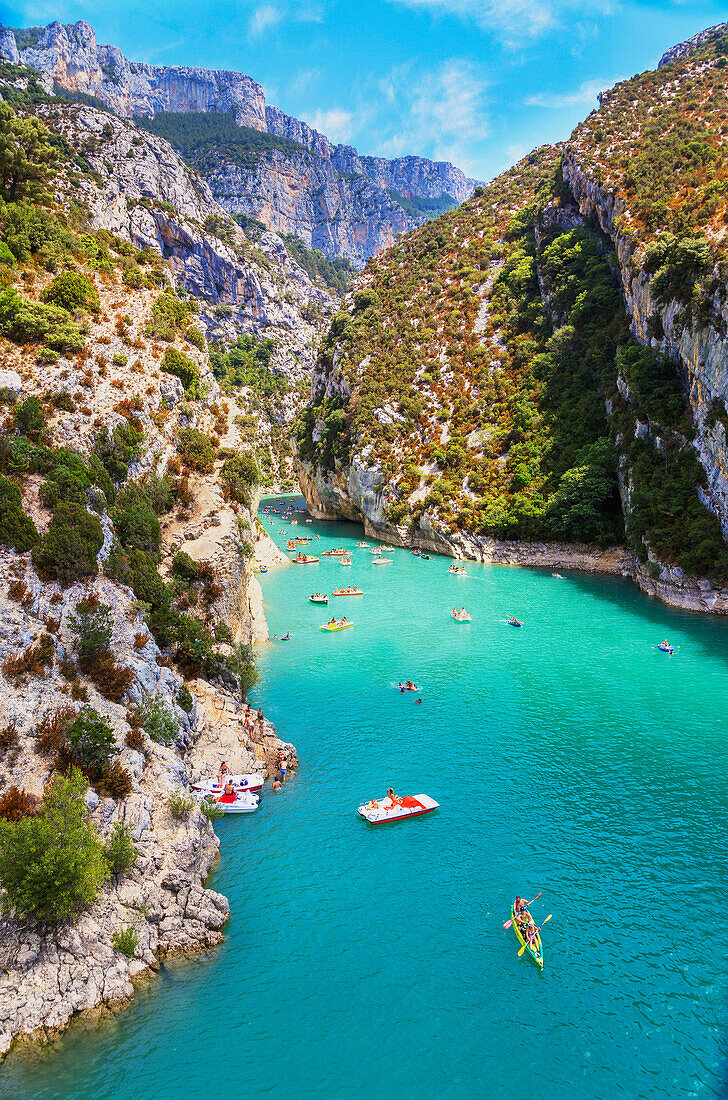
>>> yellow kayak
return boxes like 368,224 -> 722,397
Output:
510,905 -> 544,971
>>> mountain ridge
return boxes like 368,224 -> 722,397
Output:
0,20 -> 480,265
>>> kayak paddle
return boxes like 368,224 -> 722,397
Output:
518,914 -> 552,956
503,892 -> 541,929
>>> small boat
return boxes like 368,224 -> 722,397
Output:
320,618 -> 353,632
340,556 -> 352,566
191,773 -> 264,795
370,546 -> 387,554
306,519 -> 312,523
410,549 -> 421,557
448,565 -> 466,575
286,540 -> 296,551
508,617 -> 523,627
356,541 -> 369,548
291,520 -> 298,526
357,793 -> 439,824
331,587 -> 363,596
194,790 -> 259,814
323,547 -> 346,556
552,573 -> 564,579
421,554 -> 430,560
658,642 -> 674,654
259,567 -> 268,574
372,557 -> 392,565
292,554 -> 319,564
510,904 -> 544,971
309,594 -> 329,604
452,609 -> 471,622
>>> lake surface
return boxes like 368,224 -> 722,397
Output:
4,496 -> 728,1099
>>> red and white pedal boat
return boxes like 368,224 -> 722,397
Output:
194,789 -> 259,814
190,773 -> 264,795
357,793 -> 439,824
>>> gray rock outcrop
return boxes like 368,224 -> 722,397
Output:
1,20 -> 482,264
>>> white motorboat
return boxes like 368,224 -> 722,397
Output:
190,773 -> 264,795
372,557 -> 392,565
194,790 -> 259,814
357,793 -> 439,824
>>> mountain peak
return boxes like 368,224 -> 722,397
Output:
658,22 -> 728,68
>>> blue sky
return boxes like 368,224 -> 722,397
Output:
1,0 -> 728,180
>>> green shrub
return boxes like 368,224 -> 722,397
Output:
14,395 -> 45,438
176,685 -> 194,712
177,428 -> 215,473
0,240 -> 16,266
138,694 -> 177,745
171,550 -> 199,581
220,453 -> 259,505
41,271 -> 99,313
93,423 -> 144,483
185,326 -> 206,351
0,289 -> 83,350
66,706 -> 117,780
166,790 -> 195,820
199,795 -> 225,821
0,768 -> 108,924
162,346 -> 199,392
0,475 -> 38,551
32,502 -> 104,585
112,353 -> 128,367
68,596 -> 113,657
112,925 -> 139,957
113,483 -> 161,553
37,346 -> 59,364
145,288 -> 198,341
104,822 -> 137,875
226,642 -> 259,700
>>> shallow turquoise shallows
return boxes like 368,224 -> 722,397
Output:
4,496 -> 728,1100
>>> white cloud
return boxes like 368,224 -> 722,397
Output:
525,75 -> 623,108
248,4 -> 284,36
291,68 -> 322,94
247,0 -> 324,37
388,0 -> 614,45
303,107 -> 356,142
377,59 -> 488,177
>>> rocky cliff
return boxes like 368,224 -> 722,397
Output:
0,66 -> 298,1055
297,25 -> 728,614
0,21 -> 480,264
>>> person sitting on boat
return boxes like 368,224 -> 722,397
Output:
386,787 -> 403,807
223,780 -> 236,797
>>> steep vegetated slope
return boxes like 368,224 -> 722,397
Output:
0,21 -> 480,265
0,63 -> 296,1053
298,25 -> 728,612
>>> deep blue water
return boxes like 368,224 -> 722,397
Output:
3,496 -> 728,1099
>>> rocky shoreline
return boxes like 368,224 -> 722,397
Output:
297,464 -> 728,615
0,532 -> 294,1060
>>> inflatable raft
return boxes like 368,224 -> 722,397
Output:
357,793 -> 439,824
320,619 -> 353,632
658,642 -> 674,654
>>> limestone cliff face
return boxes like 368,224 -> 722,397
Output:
562,152 -> 728,541
7,20 -> 267,128
1,20 -> 481,264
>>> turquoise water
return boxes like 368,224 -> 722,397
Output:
4,496 -> 728,1099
